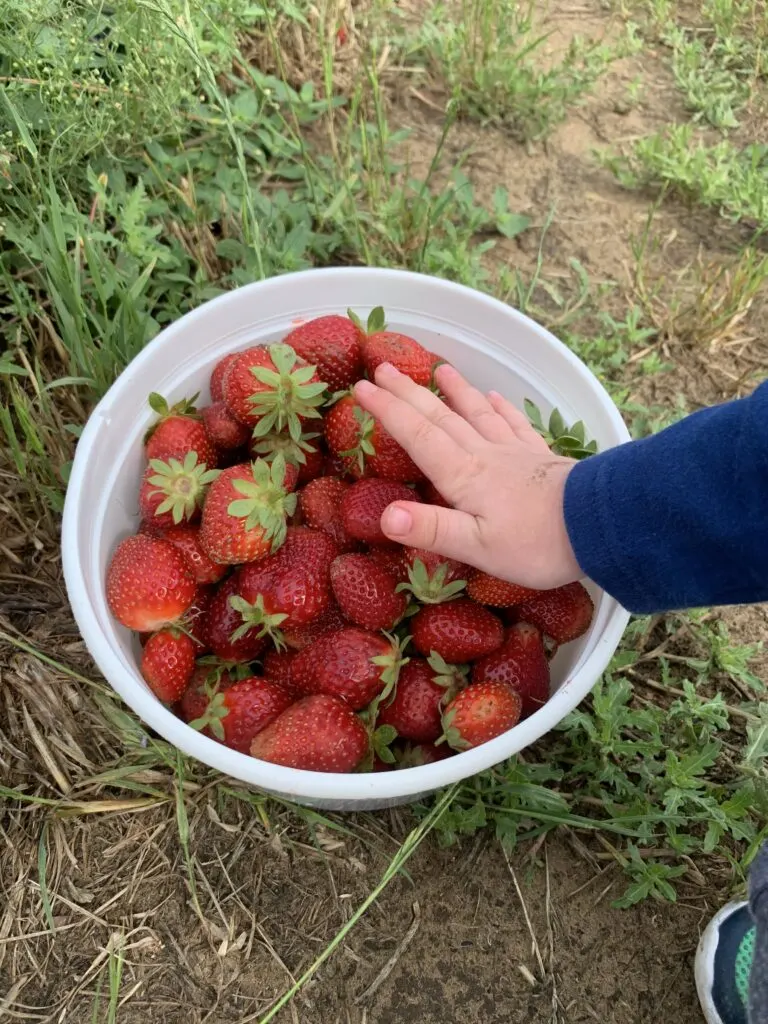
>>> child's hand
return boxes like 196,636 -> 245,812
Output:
353,362 -> 582,590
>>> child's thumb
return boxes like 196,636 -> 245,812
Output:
380,501 -> 482,564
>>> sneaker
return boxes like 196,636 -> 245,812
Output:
695,900 -> 755,1024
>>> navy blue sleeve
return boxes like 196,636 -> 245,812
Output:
563,380 -> 768,614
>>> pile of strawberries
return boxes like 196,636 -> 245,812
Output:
105,308 -> 594,773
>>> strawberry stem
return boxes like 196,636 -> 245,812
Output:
248,344 -> 328,443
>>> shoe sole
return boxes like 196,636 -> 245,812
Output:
694,900 -> 748,1024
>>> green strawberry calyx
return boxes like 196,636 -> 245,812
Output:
147,451 -> 220,524
189,687 -> 230,742
436,707 -> 470,752
143,391 -> 200,443
396,558 -> 466,604
370,632 -> 411,706
250,429 -> 320,467
347,305 -> 387,336
427,650 -> 468,701
228,594 -> 288,648
248,343 -> 328,443
339,405 -> 376,475
227,454 -> 298,552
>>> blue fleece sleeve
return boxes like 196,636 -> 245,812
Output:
563,380 -> 768,614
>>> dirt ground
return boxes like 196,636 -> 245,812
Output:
2,0 -> 767,1021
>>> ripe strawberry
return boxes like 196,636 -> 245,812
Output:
378,654 -> 464,744
283,315 -> 363,392
398,742 -> 453,767
139,452 -> 219,529
107,535 -> 197,632
179,664 -> 236,722
471,623 -> 550,717
141,629 -> 196,703
200,574 -> 268,662
340,478 -> 419,545
330,553 -> 407,631
366,545 -> 409,584
441,680 -> 522,751
248,431 -> 317,489
363,331 -> 440,386
411,598 -> 504,662
299,476 -> 358,551
466,570 -> 539,608
188,674 -> 296,753
516,582 -> 594,644
222,343 -> 326,436
324,395 -> 422,482
290,627 -> 406,710
283,602 -> 348,650
160,525 -> 227,585
199,457 -> 296,564
201,402 -> 251,450
262,648 -> 297,687
250,694 -> 369,772
184,585 -> 214,651
145,393 -> 219,467
418,479 -> 451,508
210,352 -> 240,402
398,549 -> 467,604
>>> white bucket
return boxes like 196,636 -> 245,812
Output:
62,267 -> 631,810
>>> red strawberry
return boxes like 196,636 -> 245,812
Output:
330,553 -> 407,631
141,629 -> 196,703
262,648 -> 297,687
399,548 -> 467,604
516,582 -> 594,644
283,315 -> 363,392
233,527 -> 337,639
399,742 -> 453,767
179,664 -> 236,722
250,694 -> 369,772
160,525 -> 227,585
222,343 -> 326,434
441,680 -> 522,750
145,393 -> 219,467
324,395 -> 422,482
183,586 -> 214,652
290,627 -> 406,710
418,479 -> 451,508
378,655 -> 463,744
466,570 -> 539,608
201,402 -> 251,450
411,598 -> 504,662
199,458 -> 296,565
299,476 -> 358,551
106,535 -> 197,632
187,674 -> 295,753
471,623 -> 550,717
138,452 -> 219,529
210,352 -> 240,402
249,431 -> 323,486
340,478 -> 419,545
362,331 -> 439,386
200,574 -> 267,662
366,545 -> 409,584
283,602 -> 348,650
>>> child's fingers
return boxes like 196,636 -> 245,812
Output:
353,379 -> 468,491
487,391 -> 551,451
372,362 -> 480,451
380,500 -> 485,565
435,364 -> 517,444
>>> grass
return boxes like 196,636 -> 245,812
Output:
1,0 -> 767,1019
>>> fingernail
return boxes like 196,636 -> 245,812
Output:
383,504 -> 412,536
354,379 -> 377,397
488,390 -> 502,401
375,361 -> 399,376
436,362 -> 458,378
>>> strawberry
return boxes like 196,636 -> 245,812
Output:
200,574 -> 267,662
397,549 -> 467,604
106,535 -> 197,632
210,352 -> 240,402
232,527 -> 337,640
249,430 -> 323,485
418,479 -> 451,507
188,674 -> 296,753
250,694 -> 369,772
201,402 -> 251,450
471,623 -> 550,717
290,627 -> 407,710
184,585 -> 215,651
199,457 -> 296,565
340,478 -> 419,545
516,582 -> 594,644
441,680 -> 522,751
299,476 -> 358,551
466,570 -> 539,608
363,331 -> 440,387
378,654 -> 465,744
324,394 -> 422,483
283,315 -> 363,392
160,525 -> 227,585
262,648 -> 297,687
366,545 -> 409,584
398,742 -> 453,767
411,598 -> 504,662
138,452 -> 219,529
330,553 -> 407,631
141,629 -> 196,703
222,343 -> 326,437
283,602 -> 348,650
179,664 -> 236,722
145,393 -> 219,467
